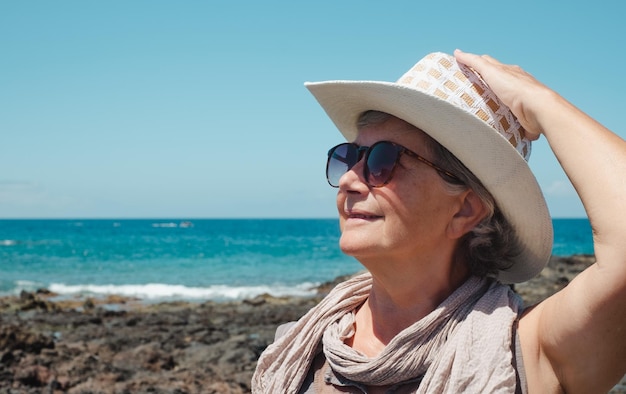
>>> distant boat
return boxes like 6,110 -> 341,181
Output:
152,222 -> 178,228
150,221 -> 193,228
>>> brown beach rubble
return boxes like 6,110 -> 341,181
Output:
0,254 -> 624,393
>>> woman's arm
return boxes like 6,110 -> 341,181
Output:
455,49 -> 626,393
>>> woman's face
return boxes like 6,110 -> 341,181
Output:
336,117 -> 464,266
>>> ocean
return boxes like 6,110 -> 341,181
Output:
0,218 -> 593,302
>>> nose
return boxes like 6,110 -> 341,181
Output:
338,157 -> 369,192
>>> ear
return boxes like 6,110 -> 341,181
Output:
446,190 -> 488,240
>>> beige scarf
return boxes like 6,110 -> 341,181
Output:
252,273 -> 522,393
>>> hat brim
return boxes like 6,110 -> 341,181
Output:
306,80 -> 553,284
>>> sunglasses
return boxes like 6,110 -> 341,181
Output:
326,141 -> 461,188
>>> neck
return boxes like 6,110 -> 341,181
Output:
373,265 -> 467,327
349,253 -> 470,355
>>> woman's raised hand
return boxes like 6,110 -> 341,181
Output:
454,49 -> 553,141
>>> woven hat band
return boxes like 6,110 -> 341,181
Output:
396,53 -> 531,161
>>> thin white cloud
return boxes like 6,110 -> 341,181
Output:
0,180 -> 42,194
545,180 -> 576,197
0,181 -> 50,215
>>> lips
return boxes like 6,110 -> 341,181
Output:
346,211 -> 382,220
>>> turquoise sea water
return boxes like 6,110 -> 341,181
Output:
0,218 -> 593,301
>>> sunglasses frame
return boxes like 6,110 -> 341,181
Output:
326,141 -> 462,188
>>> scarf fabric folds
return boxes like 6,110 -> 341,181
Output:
252,273 -> 522,393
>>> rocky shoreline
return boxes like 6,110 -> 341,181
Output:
1,254 -> 624,393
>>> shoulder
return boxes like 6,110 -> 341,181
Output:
518,302 -> 564,393
518,266 -> 626,393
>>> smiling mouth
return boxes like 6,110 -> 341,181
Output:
348,214 -> 382,220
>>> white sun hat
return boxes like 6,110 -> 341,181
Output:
305,52 -> 552,284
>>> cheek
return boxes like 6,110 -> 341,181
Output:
336,192 -> 347,229
387,179 -> 452,230
335,191 -> 344,212
381,181 -> 421,217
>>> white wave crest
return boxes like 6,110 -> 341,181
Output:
14,280 -> 44,290
47,282 -> 318,301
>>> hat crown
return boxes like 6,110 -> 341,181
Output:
397,52 -> 531,161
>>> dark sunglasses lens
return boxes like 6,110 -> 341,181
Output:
366,143 -> 398,186
327,144 -> 358,187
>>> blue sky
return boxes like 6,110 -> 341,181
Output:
1,1 -> 623,218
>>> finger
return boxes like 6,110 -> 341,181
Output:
479,54 -> 502,65
455,50 -> 499,68
454,49 -> 491,72
523,129 -> 541,142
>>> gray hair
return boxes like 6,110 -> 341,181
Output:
357,110 -> 521,278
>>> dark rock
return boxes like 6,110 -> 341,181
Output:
1,255 -> 624,393
14,364 -> 51,387
0,325 -> 54,353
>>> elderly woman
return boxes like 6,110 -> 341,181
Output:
252,50 -> 626,393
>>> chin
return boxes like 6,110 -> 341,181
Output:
339,235 -> 377,258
